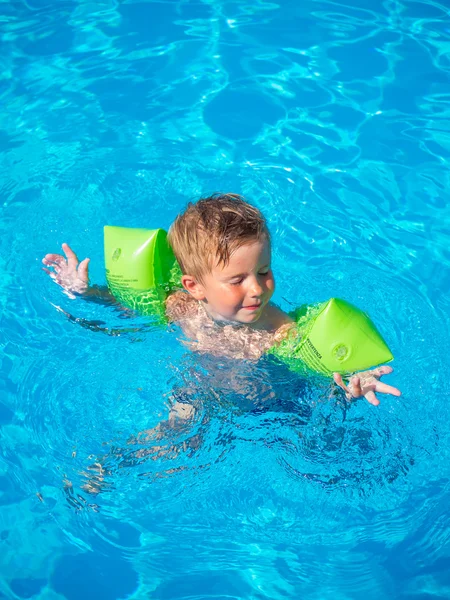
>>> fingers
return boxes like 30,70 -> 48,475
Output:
334,366 -> 400,407
350,376 -> 362,397
364,390 -> 380,406
375,381 -> 401,397
333,373 -> 349,394
62,243 -> 79,271
43,246 -> 89,286
78,257 -> 90,283
335,373 -> 365,401
374,366 -> 394,377
42,254 -> 66,268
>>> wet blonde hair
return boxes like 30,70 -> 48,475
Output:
168,193 -> 270,281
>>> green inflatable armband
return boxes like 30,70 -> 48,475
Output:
103,227 -> 393,374
104,226 -> 181,319
270,298 -> 393,375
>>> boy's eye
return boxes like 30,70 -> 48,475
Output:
230,278 -> 244,285
259,269 -> 270,276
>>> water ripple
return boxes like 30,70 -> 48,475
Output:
1,0 -> 450,597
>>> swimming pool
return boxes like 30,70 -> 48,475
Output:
1,0 -> 449,598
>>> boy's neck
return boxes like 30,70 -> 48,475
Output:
199,300 -> 284,332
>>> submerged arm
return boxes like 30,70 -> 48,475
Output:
79,285 -> 118,306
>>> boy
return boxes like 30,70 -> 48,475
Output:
43,193 -> 401,405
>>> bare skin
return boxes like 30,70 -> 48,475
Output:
43,243 -> 90,295
42,243 -> 401,405
333,366 -> 401,407
166,291 -> 294,360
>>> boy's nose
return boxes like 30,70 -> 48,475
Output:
249,278 -> 263,297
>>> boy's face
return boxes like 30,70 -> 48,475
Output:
185,238 -> 275,326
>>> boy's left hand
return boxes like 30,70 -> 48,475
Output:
333,366 -> 401,406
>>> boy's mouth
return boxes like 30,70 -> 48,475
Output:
242,303 -> 261,311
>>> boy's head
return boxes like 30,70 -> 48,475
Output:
168,193 -> 275,324
168,193 -> 270,281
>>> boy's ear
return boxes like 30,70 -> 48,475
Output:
181,274 -> 206,300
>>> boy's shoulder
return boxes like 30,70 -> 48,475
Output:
263,303 -> 294,331
165,290 -> 199,323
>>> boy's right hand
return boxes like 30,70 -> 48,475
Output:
42,243 -> 90,295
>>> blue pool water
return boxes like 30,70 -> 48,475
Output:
1,0 -> 450,598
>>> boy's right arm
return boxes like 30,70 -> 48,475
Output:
42,243 -> 116,305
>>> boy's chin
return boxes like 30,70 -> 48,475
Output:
236,309 -> 262,323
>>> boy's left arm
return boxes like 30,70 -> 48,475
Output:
333,366 -> 401,406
